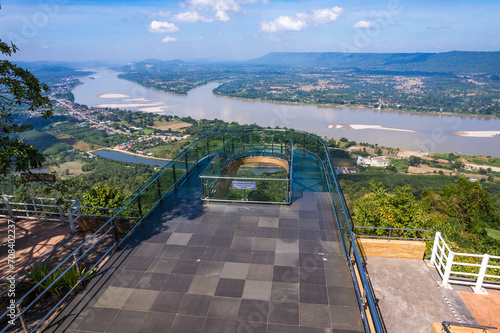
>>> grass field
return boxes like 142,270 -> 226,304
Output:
486,228 -> 500,241
50,160 -> 87,178
57,136 -> 91,151
151,120 -> 192,132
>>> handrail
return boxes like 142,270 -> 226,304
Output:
442,321 -> 497,332
354,226 -> 436,241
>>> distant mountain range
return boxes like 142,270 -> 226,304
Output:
247,51 -> 500,74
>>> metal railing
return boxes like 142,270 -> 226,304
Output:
431,232 -> 500,294
442,321 -> 497,332
354,226 -> 435,241
200,134 -> 293,204
1,128 -> 385,332
0,195 -> 76,225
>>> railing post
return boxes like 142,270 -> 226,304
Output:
73,252 -> 81,276
206,139 -> 210,155
473,254 -> 490,294
430,232 -> 441,266
137,194 -> 143,218
441,251 -> 455,289
67,207 -> 76,233
16,304 -> 29,333
54,189 -> 65,225
110,217 -> 120,250
185,153 -> 188,170
3,195 -> 14,220
172,164 -> 177,182
156,178 -> 162,199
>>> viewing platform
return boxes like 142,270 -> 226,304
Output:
45,150 -> 364,332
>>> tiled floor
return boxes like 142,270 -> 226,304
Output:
45,152 -> 364,333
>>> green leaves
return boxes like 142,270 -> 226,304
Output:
0,37 -> 52,176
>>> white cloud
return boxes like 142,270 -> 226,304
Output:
261,7 -> 343,33
150,11 -> 171,18
182,0 -> 267,22
215,10 -> 230,22
172,11 -> 213,22
42,45 -> 50,49
352,20 -> 372,29
161,36 -> 178,43
148,20 -> 180,33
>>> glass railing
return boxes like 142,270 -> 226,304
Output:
200,134 -> 292,204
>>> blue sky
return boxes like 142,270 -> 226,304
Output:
1,0 -> 499,62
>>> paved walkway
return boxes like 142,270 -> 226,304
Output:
44,152 -> 364,332
365,257 -> 478,333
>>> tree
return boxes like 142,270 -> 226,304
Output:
82,184 -> 125,214
1,31 -> 52,176
408,155 -> 422,167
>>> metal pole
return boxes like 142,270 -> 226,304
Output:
430,232 -> 441,266
172,164 -> 177,182
28,185 -> 40,221
137,194 -> 143,218
185,153 -> 188,170
473,254 -> 490,294
67,207 -> 76,233
54,187 -> 65,225
110,217 -> 120,250
73,252 -> 81,276
441,251 -> 455,289
156,178 -> 162,199
16,304 -> 29,333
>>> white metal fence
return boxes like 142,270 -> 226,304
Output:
430,231 -> 500,294
0,195 -> 122,234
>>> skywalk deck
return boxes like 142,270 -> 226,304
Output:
45,152 -> 364,332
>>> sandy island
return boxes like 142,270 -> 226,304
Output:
349,124 -> 419,133
98,93 -> 130,98
96,102 -> 163,108
451,131 -> 500,138
138,106 -> 171,113
328,124 -> 344,129
122,98 -> 148,102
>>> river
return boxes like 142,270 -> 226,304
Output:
73,69 -> 500,157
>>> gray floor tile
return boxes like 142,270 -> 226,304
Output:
231,236 -> 255,249
180,246 -> 207,260
300,327 -> 331,333
122,289 -> 159,311
235,320 -> 267,333
187,234 -> 213,246
162,274 -> 193,292
172,259 -> 200,275
330,305 -> 364,331
271,282 -> 299,303
250,250 -> 275,265
237,299 -> 269,323
226,248 -> 252,263
188,276 -> 219,295
258,217 -> 279,228
221,262 -> 250,279
106,310 -> 146,333
300,303 -> 332,328
147,258 -> 177,274
210,235 -> 234,248
207,297 -> 241,319
235,225 -> 257,236
124,256 -> 154,271
169,315 -> 205,333
136,312 -> 175,333
275,252 -> 300,266
166,232 -> 193,245
150,291 -> 184,313
273,266 -> 300,283
268,301 -> 299,325
93,286 -> 134,309
157,244 -> 185,259
300,284 -> 329,304
135,243 -> 163,257
215,278 -> 246,298
327,286 -> 359,307
76,308 -> 119,332
300,268 -> 326,285
136,272 -> 168,290
242,280 -> 272,300
276,239 -> 300,253
196,260 -> 225,277
202,318 -> 237,333
247,264 -> 274,281
178,294 -> 213,316
253,237 -> 276,251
